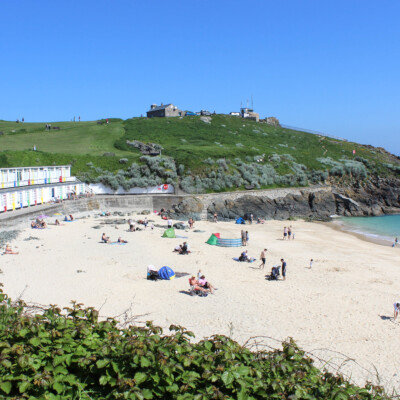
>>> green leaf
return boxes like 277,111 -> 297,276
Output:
99,375 -> 108,386
221,371 -> 234,386
140,357 -> 151,367
135,372 -> 147,385
96,359 -> 109,369
18,380 -> 30,393
29,337 -> 41,346
142,388 -> 153,399
0,381 -> 12,394
53,382 -> 64,394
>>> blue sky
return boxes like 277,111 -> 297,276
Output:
1,0 -> 399,155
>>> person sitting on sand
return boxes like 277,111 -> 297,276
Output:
31,221 -> 37,229
239,250 -> 249,262
188,218 -> 194,229
55,219 -> 60,226
198,275 -> 215,294
179,242 -> 189,255
117,237 -> 128,243
189,276 -> 208,293
40,220 -> 47,228
4,244 -> 19,254
69,214 -> 74,221
64,215 -> 69,221
101,233 -> 111,243
173,245 -> 182,253
257,218 -> 265,224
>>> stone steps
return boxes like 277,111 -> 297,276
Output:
200,205 -> 208,221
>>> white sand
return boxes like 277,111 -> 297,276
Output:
1,213 -> 400,389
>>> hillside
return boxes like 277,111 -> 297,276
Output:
0,116 -> 399,193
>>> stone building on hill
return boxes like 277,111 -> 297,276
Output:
146,103 -> 184,118
240,107 -> 259,122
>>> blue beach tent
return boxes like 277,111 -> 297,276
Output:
158,266 -> 175,280
235,217 -> 245,224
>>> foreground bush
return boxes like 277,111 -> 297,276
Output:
0,289 -> 387,399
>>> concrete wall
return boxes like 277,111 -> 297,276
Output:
0,186 -> 331,228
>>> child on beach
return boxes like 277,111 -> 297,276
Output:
310,259 -> 313,269
4,244 -> 19,255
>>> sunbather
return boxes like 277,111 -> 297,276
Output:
198,275 -> 215,294
69,214 -> 74,221
4,244 -> 19,255
238,250 -> 249,262
55,219 -> 60,225
101,233 -> 111,243
117,237 -> 128,243
189,276 -> 208,293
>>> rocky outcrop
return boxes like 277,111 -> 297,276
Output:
170,179 -> 400,221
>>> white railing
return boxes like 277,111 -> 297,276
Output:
1,176 -> 76,189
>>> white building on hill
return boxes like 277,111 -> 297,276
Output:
0,165 -> 87,212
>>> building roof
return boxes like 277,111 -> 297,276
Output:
147,104 -> 174,112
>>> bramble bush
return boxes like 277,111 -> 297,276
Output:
0,288 -> 388,399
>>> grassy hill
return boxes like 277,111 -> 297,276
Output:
0,116 -> 399,192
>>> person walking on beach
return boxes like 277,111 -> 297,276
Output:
309,258 -> 313,269
288,226 -> 292,240
259,248 -> 267,269
393,237 -> 398,247
283,227 -> 288,240
167,218 -> 173,229
213,213 -> 218,223
246,230 -> 249,245
250,214 -> 254,224
394,302 -> 400,320
281,258 -> 287,280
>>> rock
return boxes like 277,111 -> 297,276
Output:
200,116 -> 212,124
140,210 -> 151,215
103,152 -> 115,157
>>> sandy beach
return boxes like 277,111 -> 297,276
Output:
1,212 -> 400,390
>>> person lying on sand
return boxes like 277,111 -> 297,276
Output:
198,275 -> 215,294
4,244 -> 19,255
117,237 -> 128,243
189,276 -> 208,293
101,233 -> 111,243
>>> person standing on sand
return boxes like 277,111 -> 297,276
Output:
259,249 -> 267,269
241,230 -> 246,246
283,227 -> 288,240
246,230 -> 249,245
310,258 -> 313,269
393,237 -> 398,247
288,226 -> 292,240
394,302 -> 400,320
281,258 -> 287,280
167,218 -> 172,229
213,213 -> 218,223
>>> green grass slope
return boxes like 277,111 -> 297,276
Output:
0,116 -> 399,192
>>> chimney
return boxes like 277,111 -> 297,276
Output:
151,104 -> 157,110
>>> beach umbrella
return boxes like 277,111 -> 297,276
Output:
53,213 -> 62,216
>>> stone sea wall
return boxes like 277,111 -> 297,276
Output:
0,180 -> 399,227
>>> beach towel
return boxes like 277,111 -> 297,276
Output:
233,257 -> 256,263
110,242 -> 127,245
176,235 -> 188,239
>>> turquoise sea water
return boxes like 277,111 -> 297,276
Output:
338,214 -> 400,243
